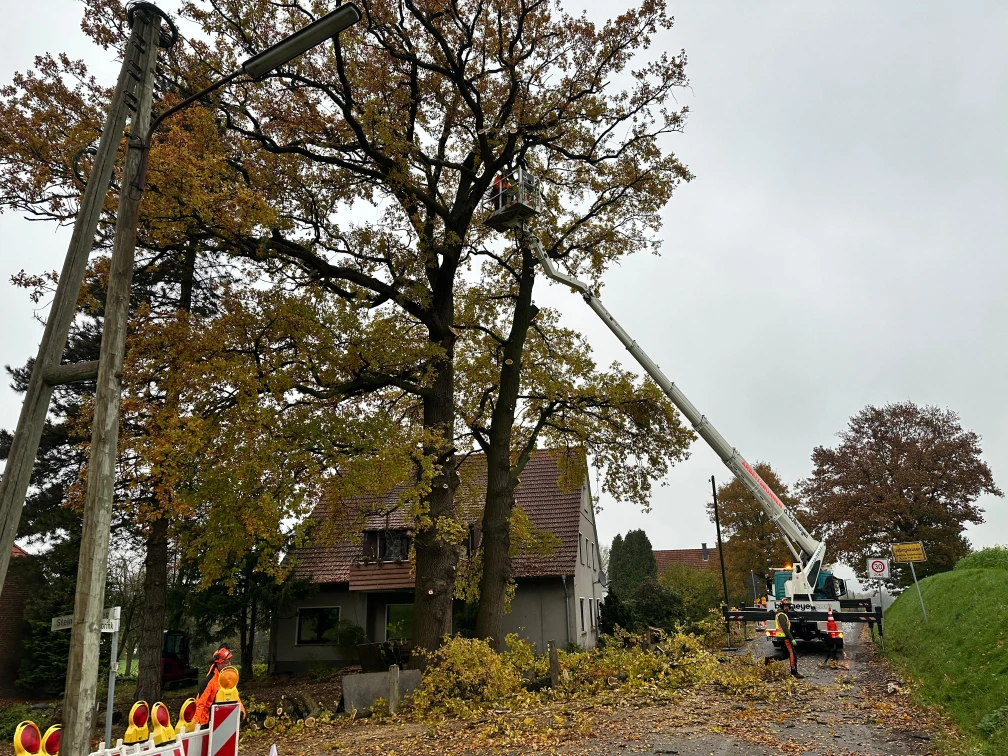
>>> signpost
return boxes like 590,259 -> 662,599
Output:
52,607 -> 121,746
866,557 -> 889,645
892,541 -> 928,624
867,557 -> 890,581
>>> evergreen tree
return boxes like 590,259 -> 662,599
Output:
608,529 -> 657,598
632,577 -> 684,633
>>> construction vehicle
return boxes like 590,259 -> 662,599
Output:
161,630 -> 199,689
485,166 -> 881,647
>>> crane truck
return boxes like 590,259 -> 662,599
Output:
485,167 -> 881,648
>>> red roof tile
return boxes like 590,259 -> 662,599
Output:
654,547 -> 718,572
10,546 -> 27,558
292,449 -> 586,584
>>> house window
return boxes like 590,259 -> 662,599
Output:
580,598 -> 585,632
579,533 -> 584,565
466,524 -> 481,557
296,607 -> 341,645
362,529 -> 413,563
386,604 -> 415,641
588,598 -> 594,629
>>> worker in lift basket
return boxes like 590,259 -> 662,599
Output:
775,598 -> 803,679
194,644 -> 245,726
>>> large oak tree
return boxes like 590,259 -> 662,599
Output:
800,402 -> 1002,587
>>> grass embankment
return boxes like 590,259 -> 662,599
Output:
885,547 -> 1008,755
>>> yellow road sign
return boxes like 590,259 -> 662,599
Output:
891,541 -> 926,562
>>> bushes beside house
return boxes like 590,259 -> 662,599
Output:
406,627 -> 788,722
598,578 -> 687,636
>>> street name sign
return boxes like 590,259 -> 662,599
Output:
51,613 -> 119,633
891,541 -> 926,562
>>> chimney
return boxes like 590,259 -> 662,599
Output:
701,542 -> 709,561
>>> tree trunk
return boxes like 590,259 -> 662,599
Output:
242,593 -> 257,680
248,594 -> 257,676
475,247 -> 538,647
267,609 -> 277,675
124,636 -> 135,678
135,516 -> 168,702
238,593 -> 249,678
411,258 -> 460,658
135,243 -> 197,701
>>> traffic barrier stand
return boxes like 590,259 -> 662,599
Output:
16,678 -> 243,756
208,703 -> 240,756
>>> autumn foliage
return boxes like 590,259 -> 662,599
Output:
709,463 -> 803,599
801,402 -> 1002,586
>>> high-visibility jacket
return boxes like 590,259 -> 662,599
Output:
775,611 -> 795,643
194,667 -> 245,725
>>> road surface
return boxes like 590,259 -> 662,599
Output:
564,623 -> 943,756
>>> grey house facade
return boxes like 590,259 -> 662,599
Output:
272,450 -> 605,673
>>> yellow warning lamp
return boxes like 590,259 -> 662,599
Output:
177,698 -> 198,734
151,702 -> 176,746
123,701 -> 150,745
215,665 -> 240,704
41,726 -> 60,756
13,721 -> 42,756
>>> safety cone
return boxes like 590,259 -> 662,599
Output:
826,606 -> 838,635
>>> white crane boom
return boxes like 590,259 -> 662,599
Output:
527,236 -> 827,597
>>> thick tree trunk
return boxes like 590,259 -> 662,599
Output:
475,247 -> 538,647
411,358 -> 459,657
135,517 -> 168,702
411,252 -> 460,659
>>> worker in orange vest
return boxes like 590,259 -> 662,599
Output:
194,645 -> 245,726
775,598 -> 803,679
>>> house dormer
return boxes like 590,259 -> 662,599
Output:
359,529 -> 412,564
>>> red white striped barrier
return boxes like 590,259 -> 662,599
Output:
208,703 -> 240,756
90,704 -> 236,756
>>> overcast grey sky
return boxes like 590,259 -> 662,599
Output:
2,2 -> 1006,581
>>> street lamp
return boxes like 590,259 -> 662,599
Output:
133,2 -> 361,191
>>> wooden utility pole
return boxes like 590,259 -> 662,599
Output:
0,4 -> 162,597
59,8 -> 162,755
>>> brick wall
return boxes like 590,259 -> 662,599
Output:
0,548 -> 29,693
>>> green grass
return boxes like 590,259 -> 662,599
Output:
955,546 -> 1008,572
885,560 -> 1008,755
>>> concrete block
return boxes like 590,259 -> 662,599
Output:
342,669 -> 422,712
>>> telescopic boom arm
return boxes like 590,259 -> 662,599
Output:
528,236 -> 827,592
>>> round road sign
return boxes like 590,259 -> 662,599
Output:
867,558 -> 890,579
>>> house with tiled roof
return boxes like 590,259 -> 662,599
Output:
271,449 -> 605,672
654,544 -> 718,572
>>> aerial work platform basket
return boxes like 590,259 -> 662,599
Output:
484,166 -> 541,230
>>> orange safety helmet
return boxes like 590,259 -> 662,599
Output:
212,647 -> 233,665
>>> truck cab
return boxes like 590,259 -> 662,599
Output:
768,567 -> 847,648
